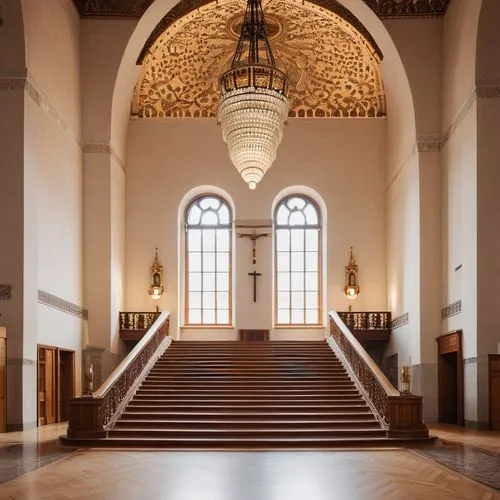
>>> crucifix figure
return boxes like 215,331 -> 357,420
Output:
248,270 -> 262,302
237,229 -> 271,265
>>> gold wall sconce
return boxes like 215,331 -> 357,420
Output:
148,248 -> 164,303
344,247 -> 359,303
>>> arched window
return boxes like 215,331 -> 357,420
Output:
185,195 -> 232,325
275,195 -> 321,326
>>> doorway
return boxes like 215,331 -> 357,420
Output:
489,354 -> 500,430
37,346 -> 75,426
437,331 -> 464,425
0,331 -> 6,432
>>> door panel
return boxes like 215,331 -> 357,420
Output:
490,355 -> 500,430
0,337 -> 6,432
38,346 -> 74,426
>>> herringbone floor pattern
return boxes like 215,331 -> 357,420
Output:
0,423 -> 499,499
0,447 -> 499,499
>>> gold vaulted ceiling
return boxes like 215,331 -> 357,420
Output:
132,0 -> 387,119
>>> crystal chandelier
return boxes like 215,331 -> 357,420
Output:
218,0 -> 290,190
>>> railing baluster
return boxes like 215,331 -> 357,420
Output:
329,311 -> 429,439
66,312 -> 171,440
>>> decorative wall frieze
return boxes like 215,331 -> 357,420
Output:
38,290 -> 88,320
72,0 -> 450,19
390,312 -> 409,330
0,285 -> 12,300
370,0 -> 450,18
476,84 -> 500,99
391,81 -> 500,181
83,142 -> 125,172
0,74 -> 81,149
441,84 -> 500,149
463,357 -> 477,365
24,78 -> 81,147
417,134 -> 441,153
386,142 -> 418,191
441,86 -> 477,150
441,299 -> 461,319
0,77 -> 26,91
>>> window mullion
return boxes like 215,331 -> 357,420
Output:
200,227 -> 204,324
214,227 -> 218,324
288,227 -> 292,323
303,227 -> 306,323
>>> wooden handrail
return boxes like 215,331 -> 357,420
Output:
329,310 -> 428,439
95,313 -> 168,398
66,312 -> 171,439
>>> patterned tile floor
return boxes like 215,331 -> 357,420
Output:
415,444 -> 500,491
0,441 -> 76,484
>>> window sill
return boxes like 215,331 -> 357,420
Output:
181,325 -> 235,330
273,324 -> 326,330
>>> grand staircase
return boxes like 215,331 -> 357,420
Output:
105,340 -> 389,448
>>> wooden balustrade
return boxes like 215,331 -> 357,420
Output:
338,311 -> 390,330
119,311 -> 161,343
66,312 -> 171,440
337,311 -> 391,342
329,311 -> 428,439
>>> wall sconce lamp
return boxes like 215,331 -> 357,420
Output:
344,247 -> 359,306
148,248 -> 164,306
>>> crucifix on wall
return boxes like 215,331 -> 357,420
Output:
237,229 -> 271,265
248,270 -> 262,302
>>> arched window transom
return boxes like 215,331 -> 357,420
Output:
275,195 -> 321,326
185,195 -> 232,325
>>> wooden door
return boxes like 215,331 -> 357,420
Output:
490,355 -> 500,430
0,336 -> 6,432
437,331 -> 464,426
57,350 -> 75,422
38,346 -> 56,426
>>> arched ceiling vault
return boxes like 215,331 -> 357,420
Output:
132,0 -> 387,119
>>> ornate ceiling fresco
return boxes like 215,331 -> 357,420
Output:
132,0 -> 387,119
73,0 -> 450,19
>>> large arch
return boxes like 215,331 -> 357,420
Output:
475,0 -> 500,361
475,0 -> 500,85
0,0 -> 27,431
110,0 -> 417,167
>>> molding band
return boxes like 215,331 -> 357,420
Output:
390,312 -> 409,330
390,83 -> 500,186
417,134 -> 442,152
6,358 -> 36,366
38,290 -> 88,320
463,357 -> 477,365
0,77 -> 26,91
441,299 -> 461,320
0,74 -> 81,149
83,142 -> 125,172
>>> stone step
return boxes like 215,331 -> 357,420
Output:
133,393 -> 363,401
108,427 -> 387,439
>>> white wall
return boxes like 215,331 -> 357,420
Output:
23,0 -> 84,405
125,118 -> 387,339
0,0 -> 27,430
441,0 -> 482,426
